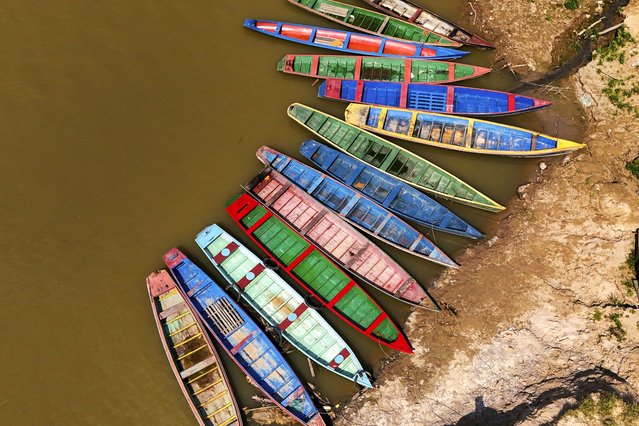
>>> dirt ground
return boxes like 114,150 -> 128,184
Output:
333,1 -> 639,425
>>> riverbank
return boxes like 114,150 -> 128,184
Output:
336,1 -> 639,425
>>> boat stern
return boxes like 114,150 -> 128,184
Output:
195,224 -> 224,250
556,138 -> 587,152
163,248 -> 187,269
243,18 -> 256,29
468,34 -> 494,49
256,145 -> 280,166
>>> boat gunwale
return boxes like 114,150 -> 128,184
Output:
146,271 -> 243,426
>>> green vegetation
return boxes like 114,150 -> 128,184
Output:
595,26 -> 636,64
602,78 -> 639,117
621,279 -> 636,297
567,393 -> 639,424
593,309 -> 603,321
608,312 -> 626,342
625,158 -> 639,180
564,0 -> 580,10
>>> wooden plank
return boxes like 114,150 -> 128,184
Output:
376,16 -> 391,34
159,302 -> 187,320
318,3 -> 350,18
446,86 -> 455,113
179,356 -> 217,379
299,208 -> 329,235
327,281 -> 356,307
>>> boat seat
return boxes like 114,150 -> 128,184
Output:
179,356 -> 218,379
159,302 -> 187,320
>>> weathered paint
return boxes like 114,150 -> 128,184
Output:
287,102 -> 505,212
298,140 -> 483,239
243,20 -> 467,60
287,0 -> 460,46
226,193 -> 413,354
146,270 -> 242,426
163,250 -> 324,426
195,224 -> 372,388
244,165 -> 446,306
319,79 -> 551,116
345,103 -> 586,157
360,0 -> 493,48
277,54 -> 490,84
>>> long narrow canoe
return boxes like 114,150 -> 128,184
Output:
360,0 -> 493,48
146,271 -> 242,426
164,249 -> 325,426
227,193 -> 413,353
245,166 -> 444,307
251,153 -> 456,272
287,103 -> 504,212
345,104 -> 586,157
287,0 -> 460,47
319,79 -> 551,116
297,140 -> 482,238
195,224 -> 372,387
244,20 -> 467,60
277,55 -> 490,84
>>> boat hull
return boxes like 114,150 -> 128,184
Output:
163,250 -> 324,426
195,224 -> 372,388
319,79 -> 551,116
344,103 -> 586,157
277,55 -> 491,84
146,271 -> 242,426
287,102 -> 504,212
244,19 -> 467,60
226,193 -> 413,353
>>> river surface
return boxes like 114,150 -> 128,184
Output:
0,1 -> 585,425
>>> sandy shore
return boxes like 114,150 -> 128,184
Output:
335,1 -> 639,425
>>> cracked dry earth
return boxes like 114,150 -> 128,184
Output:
336,4 -> 639,426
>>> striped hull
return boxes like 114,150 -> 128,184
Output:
226,193 -> 413,354
244,20 -> 467,60
345,103 -> 586,157
146,271 -> 242,426
287,102 -> 504,212
245,167 -> 441,307
319,79 -> 551,116
297,140 -> 482,238
277,55 -> 491,84
360,0 -> 493,48
163,250 -> 324,426
287,0 -> 460,47
195,224 -> 372,387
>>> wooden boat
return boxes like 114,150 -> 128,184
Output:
163,249 -> 325,426
244,166 -> 443,308
345,104 -> 586,157
296,141 -> 483,238
146,270 -> 242,426
287,103 -> 504,212
319,79 -> 551,116
251,153 -> 457,273
360,0 -> 493,48
277,54 -> 490,85
195,224 -> 373,387
286,0 -> 460,47
243,19 -> 467,60
226,193 -> 413,354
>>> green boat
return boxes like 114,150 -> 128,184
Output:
277,55 -> 491,84
287,103 -> 505,212
287,0 -> 460,46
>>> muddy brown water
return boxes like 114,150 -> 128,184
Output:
0,1 -> 586,424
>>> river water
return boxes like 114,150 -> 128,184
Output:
0,1 -> 584,424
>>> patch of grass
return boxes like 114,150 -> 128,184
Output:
564,0 -> 580,10
602,78 -> 639,118
626,159 -> 639,181
622,279 -> 636,297
608,313 -> 627,342
579,396 -> 596,417
594,25 -> 637,64
593,309 -> 603,321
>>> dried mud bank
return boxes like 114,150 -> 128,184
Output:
336,2 -> 639,426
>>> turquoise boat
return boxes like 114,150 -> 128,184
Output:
195,224 -> 372,388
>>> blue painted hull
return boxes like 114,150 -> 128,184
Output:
299,140 -> 483,239
244,19 -> 467,60
164,249 -> 323,426
255,147 -> 458,266
318,79 -> 550,116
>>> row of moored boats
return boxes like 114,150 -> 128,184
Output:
146,1 -> 585,425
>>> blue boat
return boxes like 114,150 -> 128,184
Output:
318,79 -> 551,116
299,140 -> 482,239
256,146 -> 458,267
244,19 -> 467,60
164,249 -> 325,426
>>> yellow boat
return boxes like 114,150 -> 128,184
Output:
344,103 -> 586,157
